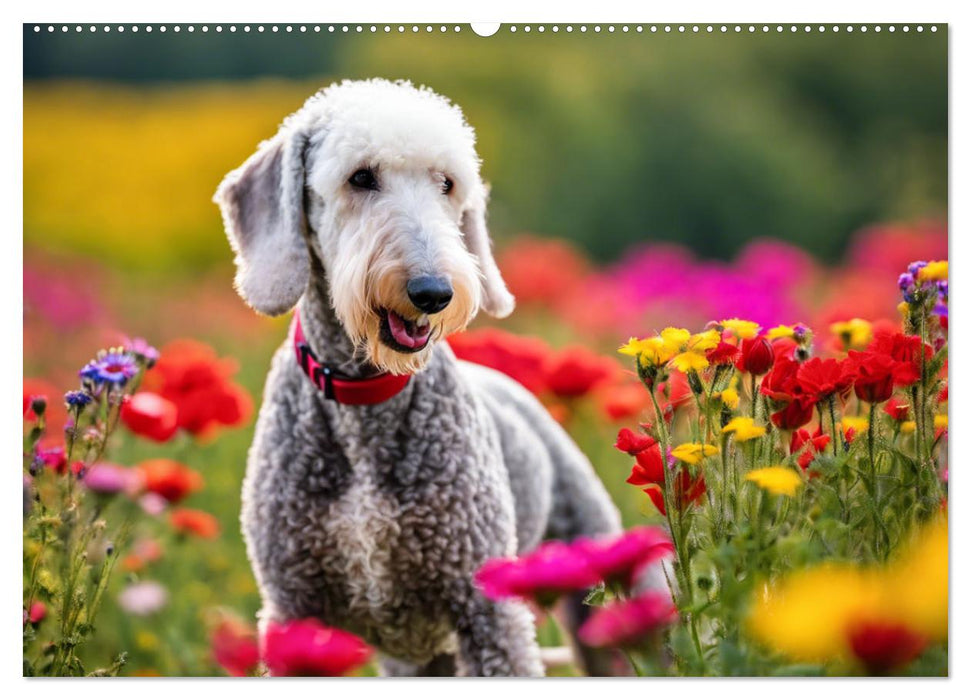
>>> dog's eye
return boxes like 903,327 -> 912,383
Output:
441,177 -> 454,195
349,168 -> 379,191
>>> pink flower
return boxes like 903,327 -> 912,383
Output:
82,463 -> 140,495
578,591 -> 678,648
117,581 -> 168,616
262,619 -> 372,677
26,601 -> 47,625
475,541 -> 601,606
575,527 -> 675,588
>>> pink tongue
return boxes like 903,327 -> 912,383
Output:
387,310 -> 431,349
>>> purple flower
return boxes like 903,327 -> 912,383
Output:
908,260 -> 928,276
118,581 -> 168,616
79,352 -> 138,387
82,463 -> 139,494
937,281 -> 948,298
898,272 -> 915,292
125,337 -> 160,368
64,390 -> 93,409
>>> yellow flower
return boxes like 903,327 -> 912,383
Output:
671,443 -> 719,465
830,318 -> 872,350
718,386 -> 740,410
722,416 -> 767,442
747,565 -> 882,663
745,466 -> 803,497
897,301 -> 910,318
934,414 -> 948,431
767,324 -> 796,340
619,336 -> 675,367
840,416 -> 869,434
900,420 -> 916,434
885,518 -> 948,641
917,260 -> 948,282
686,329 -> 721,352
671,351 -> 709,373
720,318 -> 761,340
660,327 -> 691,348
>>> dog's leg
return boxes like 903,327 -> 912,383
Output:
378,654 -> 457,677
448,580 -> 544,677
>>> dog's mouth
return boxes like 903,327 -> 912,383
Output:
378,308 -> 432,353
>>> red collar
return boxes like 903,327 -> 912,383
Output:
291,310 -> 411,405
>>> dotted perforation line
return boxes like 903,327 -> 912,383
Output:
32,24 -> 941,35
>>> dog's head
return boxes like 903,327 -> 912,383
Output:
214,79 -> 514,374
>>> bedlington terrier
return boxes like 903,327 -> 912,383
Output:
214,78 -> 622,677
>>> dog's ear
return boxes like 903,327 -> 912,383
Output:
460,184 -> 515,318
213,127 -> 310,316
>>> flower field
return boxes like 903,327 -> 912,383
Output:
23,214 -> 948,675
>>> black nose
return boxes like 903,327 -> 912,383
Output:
406,276 -> 453,314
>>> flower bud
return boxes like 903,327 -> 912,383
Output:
30,396 -> 47,417
738,336 -> 774,375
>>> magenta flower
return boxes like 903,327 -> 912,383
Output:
578,591 -> 678,648
262,619 -> 372,677
82,463 -> 140,495
574,527 -> 675,589
475,541 -> 601,606
117,581 -> 168,616
125,337 -> 160,368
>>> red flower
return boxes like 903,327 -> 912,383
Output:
796,357 -> 856,403
474,541 -> 601,606
883,396 -> 911,422
577,591 -> 678,648
847,620 -> 927,675
121,392 -> 179,442
169,508 -> 220,539
496,235 -> 591,307
770,395 -> 816,431
447,328 -> 551,394
137,459 -> 203,503
614,428 -> 656,456
735,335 -> 775,375
574,527 -> 674,588
543,347 -> 617,398
658,371 -> 692,410
847,351 -> 897,404
596,382 -> 651,422
211,617 -> 261,677
790,426 -> 830,472
868,331 -> 932,387
140,340 -> 253,438
706,341 -> 739,366
761,359 -> 817,430
262,619 -> 372,677
626,443 -> 664,486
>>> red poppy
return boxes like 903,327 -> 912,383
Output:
626,443 -> 665,486
614,428 -> 656,456
638,468 -> 705,517
447,328 -> 551,394
735,335 -> 775,375
761,358 -> 815,430
868,331 -> 932,387
140,340 -> 253,438
212,617 -> 261,677
771,396 -> 816,431
796,358 -> 856,404
121,392 -> 179,442
262,619 -> 372,677
847,620 -> 926,675
137,459 -> 203,503
496,235 -> 591,307
657,370 -> 692,410
790,426 -> 830,472
883,396 -> 911,422
169,508 -> 220,539
543,346 -> 617,398
596,381 -> 651,422
847,351 -> 897,404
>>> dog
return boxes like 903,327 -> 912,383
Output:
214,79 -> 622,676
